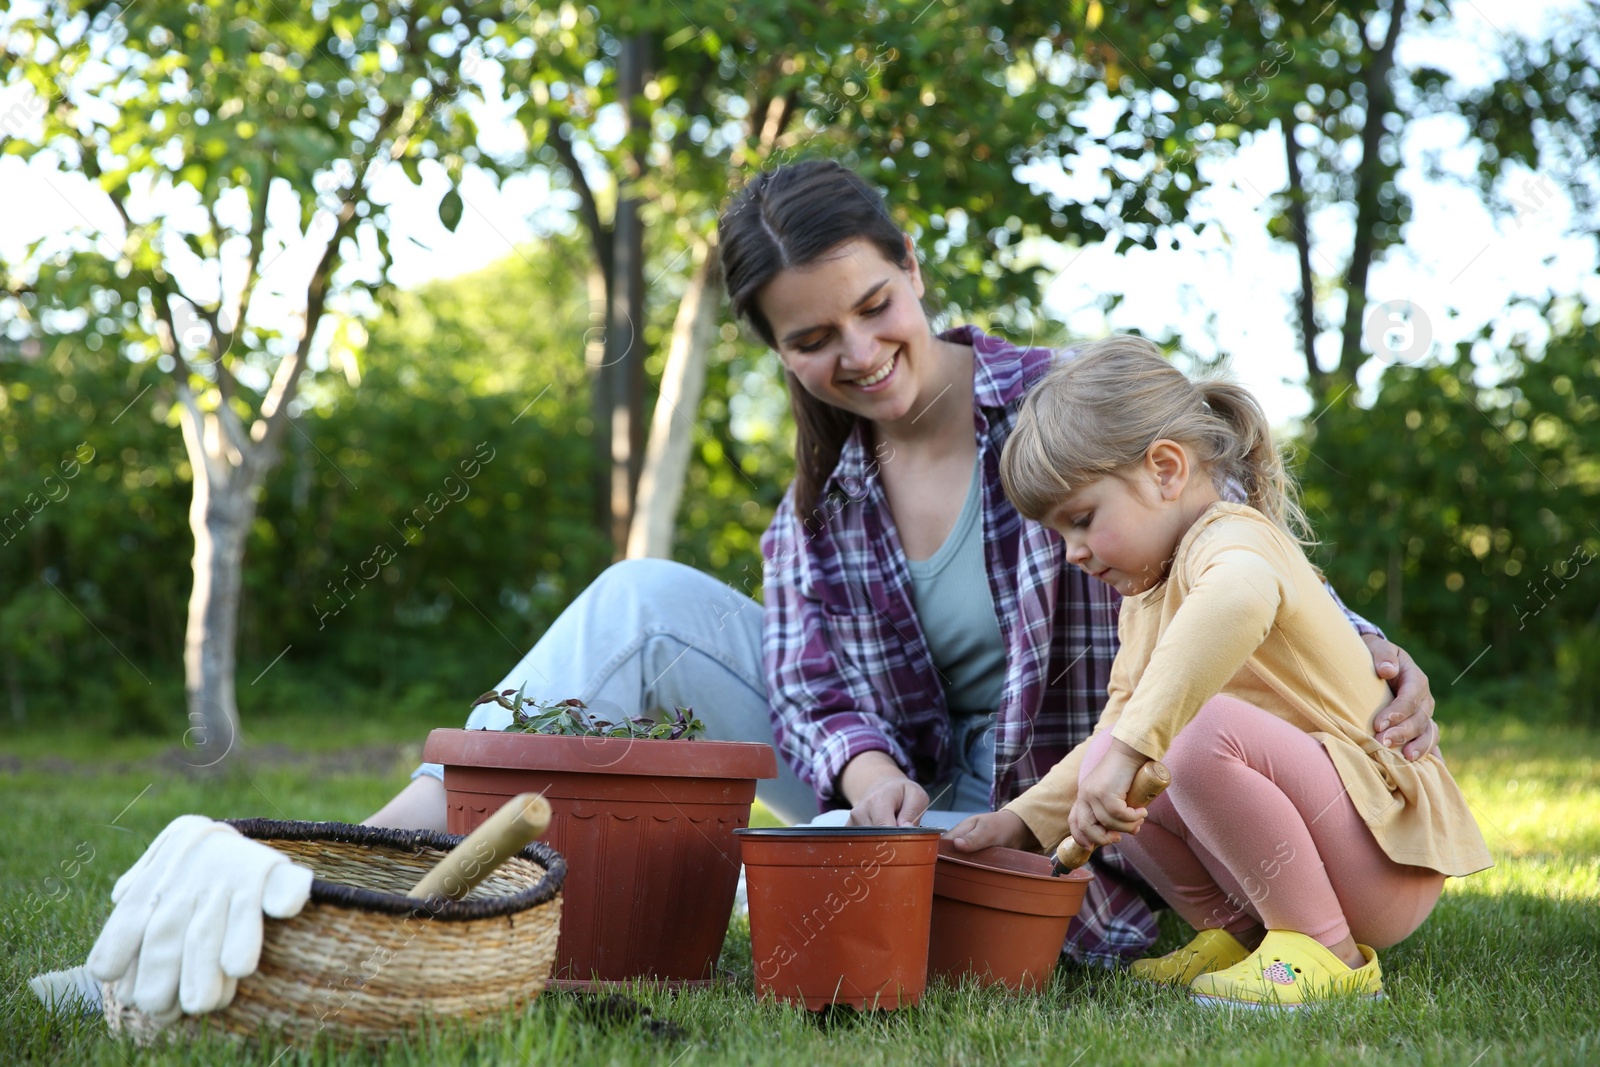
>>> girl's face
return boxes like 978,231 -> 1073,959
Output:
1041,445 -> 1199,597
757,238 -> 939,427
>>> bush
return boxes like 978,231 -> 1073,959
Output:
1297,318 -> 1600,696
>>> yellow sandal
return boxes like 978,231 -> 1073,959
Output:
1189,930 -> 1383,1009
1128,929 -> 1250,986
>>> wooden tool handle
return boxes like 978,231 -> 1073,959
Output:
408,793 -> 552,901
1052,760 -> 1172,874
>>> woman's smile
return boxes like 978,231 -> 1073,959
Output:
843,349 -> 899,390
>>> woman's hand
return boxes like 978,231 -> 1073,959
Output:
1068,739 -> 1149,850
841,751 -> 929,827
944,810 -> 1038,854
1362,634 -> 1441,762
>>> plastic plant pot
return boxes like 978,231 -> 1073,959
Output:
926,840 -> 1095,991
736,826 -> 943,1011
423,728 -> 776,988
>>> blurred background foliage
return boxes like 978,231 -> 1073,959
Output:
1,0 -> 1597,742
0,236 -> 795,732
1297,308 -> 1600,721
6,254 -> 1597,733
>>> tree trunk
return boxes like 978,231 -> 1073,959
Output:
1283,122 -> 1324,395
586,263 -> 613,540
603,33 -> 650,556
607,194 -> 645,553
627,242 -> 721,559
1338,0 -> 1407,378
176,402 -> 268,767
547,126 -> 616,543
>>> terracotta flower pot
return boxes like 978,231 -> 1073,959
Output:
927,841 -> 1094,991
423,728 -> 776,988
736,826 -> 943,1011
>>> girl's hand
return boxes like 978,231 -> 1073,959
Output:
1069,740 -> 1149,848
1362,634 -> 1441,762
944,810 -> 1037,854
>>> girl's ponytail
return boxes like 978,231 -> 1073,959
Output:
1195,380 -> 1314,546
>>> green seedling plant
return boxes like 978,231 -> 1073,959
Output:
475,687 -> 707,740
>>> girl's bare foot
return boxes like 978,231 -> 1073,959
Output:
1232,925 -> 1267,952
1326,934 -> 1368,969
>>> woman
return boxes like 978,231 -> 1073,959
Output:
368,160 -> 1440,963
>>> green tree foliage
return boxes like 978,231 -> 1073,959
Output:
1298,309 -> 1600,715
245,245 -> 609,684
1,0 -> 556,741
0,245 -> 611,724
0,347 -> 189,725
1421,9 -> 1600,227
4,0 -> 1597,731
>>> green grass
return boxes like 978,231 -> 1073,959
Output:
2,708 -> 1596,1065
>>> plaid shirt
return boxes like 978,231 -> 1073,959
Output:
760,326 -> 1381,964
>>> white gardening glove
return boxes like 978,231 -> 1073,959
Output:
87,816 -> 313,1019
167,832 -> 313,1013
28,965 -> 103,1016
88,816 -> 232,984
110,815 -> 218,904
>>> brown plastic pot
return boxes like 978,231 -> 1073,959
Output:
423,728 -> 776,988
736,827 -> 943,1011
927,841 -> 1095,991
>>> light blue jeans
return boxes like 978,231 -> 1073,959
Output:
415,559 -> 993,827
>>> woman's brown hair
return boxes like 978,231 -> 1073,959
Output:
718,160 -> 913,518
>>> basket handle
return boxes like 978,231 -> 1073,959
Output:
1051,760 -> 1171,875
408,793 -> 553,901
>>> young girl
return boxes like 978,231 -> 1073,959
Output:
947,336 -> 1491,1006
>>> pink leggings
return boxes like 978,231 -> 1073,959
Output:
1081,696 -> 1444,950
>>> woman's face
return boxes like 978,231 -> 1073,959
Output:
757,238 -> 939,427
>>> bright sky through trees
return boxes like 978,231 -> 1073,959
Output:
1,0 -> 1593,427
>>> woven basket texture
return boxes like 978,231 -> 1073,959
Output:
101,820 -> 564,1047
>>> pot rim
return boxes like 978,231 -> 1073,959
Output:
423,727 -> 778,779
734,826 -> 945,838
936,843 -> 1095,884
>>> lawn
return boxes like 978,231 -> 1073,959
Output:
2,703 -> 1596,1066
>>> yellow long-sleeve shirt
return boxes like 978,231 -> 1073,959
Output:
1005,502 -> 1492,878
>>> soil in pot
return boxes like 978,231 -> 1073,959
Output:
424,728 -> 776,988
736,827 -> 943,1011
927,840 -> 1094,992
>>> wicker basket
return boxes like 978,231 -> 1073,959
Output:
102,819 -> 565,1047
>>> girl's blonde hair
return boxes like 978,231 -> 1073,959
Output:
1000,335 -> 1314,545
